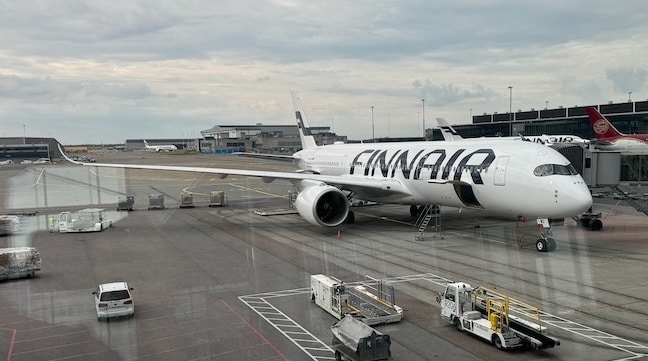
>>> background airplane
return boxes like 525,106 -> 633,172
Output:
143,140 -> 178,152
59,93 -> 593,252
436,118 -> 589,145
586,107 -> 648,154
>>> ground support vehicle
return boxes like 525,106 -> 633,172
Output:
148,193 -> 165,210
49,208 -> 112,233
180,192 -> 194,208
0,215 -> 20,236
0,247 -> 41,280
117,195 -> 134,211
208,191 -> 226,207
331,315 -> 391,361
310,274 -> 403,326
439,282 -> 559,350
576,211 -> 603,230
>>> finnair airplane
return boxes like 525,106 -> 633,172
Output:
436,118 -> 589,145
143,140 -> 178,152
586,107 -> 648,154
59,93 -> 593,252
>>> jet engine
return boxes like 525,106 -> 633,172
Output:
294,185 -> 349,227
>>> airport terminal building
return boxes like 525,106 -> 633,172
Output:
3,100 -> 648,181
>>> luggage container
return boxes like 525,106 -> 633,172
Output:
0,247 -> 41,280
331,315 -> 391,361
117,195 -> 134,211
180,192 -> 194,208
49,208 -> 112,233
0,215 -> 20,236
148,194 -> 165,210
208,191 -> 226,207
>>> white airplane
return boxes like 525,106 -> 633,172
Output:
58,93 -> 593,252
436,118 -> 589,145
143,140 -> 178,152
0,159 -> 15,165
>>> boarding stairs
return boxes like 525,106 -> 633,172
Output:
414,204 -> 440,241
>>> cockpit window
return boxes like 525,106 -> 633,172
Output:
533,163 -> 578,177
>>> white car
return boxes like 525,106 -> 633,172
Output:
92,282 -> 135,320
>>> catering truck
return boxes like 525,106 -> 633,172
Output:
439,282 -> 559,350
0,247 -> 41,280
49,208 -> 112,233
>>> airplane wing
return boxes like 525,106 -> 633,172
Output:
232,152 -> 296,162
58,144 -> 409,196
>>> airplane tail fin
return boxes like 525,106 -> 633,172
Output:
586,107 -> 625,139
291,91 -> 318,150
143,140 -> 150,146
436,118 -> 464,141
541,134 -> 554,145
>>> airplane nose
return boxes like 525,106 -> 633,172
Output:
563,183 -> 593,215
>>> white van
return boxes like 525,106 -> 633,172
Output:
92,282 -> 135,320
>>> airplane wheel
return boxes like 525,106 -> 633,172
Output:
335,350 -> 342,361
547,238 -> 556,251
536,239 -> 548,252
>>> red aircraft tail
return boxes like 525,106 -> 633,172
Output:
585,107 -> 624,139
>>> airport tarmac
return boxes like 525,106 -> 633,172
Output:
1,151 -> 647,361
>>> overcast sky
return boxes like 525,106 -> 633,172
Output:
1,1 -> 647,144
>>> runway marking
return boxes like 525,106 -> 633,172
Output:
240,273 -> 648,361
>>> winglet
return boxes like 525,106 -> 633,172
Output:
436,118 -> 464,141
57,143 -> 83,165
291,91 -> 318,150
586,107 -> 624,139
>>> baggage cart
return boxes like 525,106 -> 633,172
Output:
331,315 -> 391,361
208,191 -> 226,207
180,192 -> 194,208
117,195 -> 134,211
148,193 -> 165,210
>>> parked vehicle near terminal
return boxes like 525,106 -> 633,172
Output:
0,247 -> 41,281
92,282 -> 135,320
32,158 -> 50,164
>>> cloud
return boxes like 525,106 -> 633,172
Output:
606,67 -> 648,95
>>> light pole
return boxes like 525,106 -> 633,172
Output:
421,99 -> 425,140
545,100 -> 548,109
23,124 -> 26,144
371,106 -> 375,141
629,91 -> 633,102
508,86 -> 513,135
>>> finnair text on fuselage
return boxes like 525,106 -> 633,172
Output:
309,146 -> 496,185
522,136 -> 586,144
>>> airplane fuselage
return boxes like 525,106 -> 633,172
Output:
594,137 -> 648,154
294,140 -> 592,219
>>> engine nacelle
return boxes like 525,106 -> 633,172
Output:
294,185 -> 349,227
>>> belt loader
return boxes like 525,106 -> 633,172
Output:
439,282 -> 559,350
